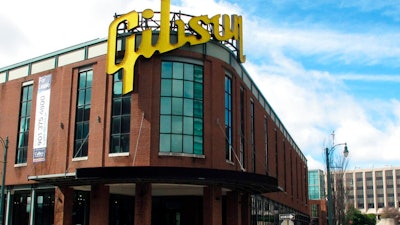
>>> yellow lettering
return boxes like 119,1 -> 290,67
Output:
106,0 -> 245,95
187,16 -> 211,45
138,9 -> 157,58
106,11 -> 139,94
155,0 -> 175,53
210,14 -> 233,41
232,15 -> 246,63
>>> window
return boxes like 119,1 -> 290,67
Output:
74,69 -> 92,158
12,191 -> 31,224
283,141 -> 287,191
264,117 -> 268,172
110,71 -> 131,153
275,129 -> 278,178
311,204 -> 318,217
35,189 -> 55,225
239,87 -> 245,167
159,61 -> 203,155
250,100 -> 255,172
225,75 -> 232,161
16,83 -> 33,164
109,194 -> 134,225
73,191 -> 90,225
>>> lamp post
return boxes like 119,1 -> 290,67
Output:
0,136 -> 8,225
326,141 -> 348,225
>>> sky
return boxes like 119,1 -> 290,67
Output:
1,0 -> 399,170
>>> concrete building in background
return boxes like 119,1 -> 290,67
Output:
0,1 -> 310,224
308,166 -> 400,225
344,166 -> 400,214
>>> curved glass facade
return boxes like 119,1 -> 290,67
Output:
159,61 -> 204,155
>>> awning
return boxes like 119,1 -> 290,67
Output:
29,166 -> 282,194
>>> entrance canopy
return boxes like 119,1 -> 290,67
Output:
29,166 -> 282,194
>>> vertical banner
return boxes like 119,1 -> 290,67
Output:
33,74 -> 52,163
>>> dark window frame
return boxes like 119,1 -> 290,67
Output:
74,69 -> 93,158
239,87 -> 245,168
225,75 -> 233,162
110,71 -> 132,154
250,99 -> 255,173
16,83 -> 33,164
159,61 -> 204,155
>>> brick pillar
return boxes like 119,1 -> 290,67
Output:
241,193 -> 251,225
135,183 -> 152,225
89,184 -> 110,225
203,185 -> 222,225
54,186 -> 73,225
227,191 -> 241,225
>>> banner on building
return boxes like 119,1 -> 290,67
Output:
33,74 -> 52,163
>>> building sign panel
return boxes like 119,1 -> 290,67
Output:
33,74 -> 52,163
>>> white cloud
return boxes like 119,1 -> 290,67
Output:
246,49 -> 400,169
235,4 -> 400,169
338,74 -> 400,82
0,0 -> 243,67
307,155 -> 325,170
241,15 -> 400,66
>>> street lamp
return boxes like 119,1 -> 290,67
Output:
0,136 -> 8,225
325,141 -> 348,225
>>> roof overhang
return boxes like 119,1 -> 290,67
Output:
28,172 -> 76,184
29,166 -> 282,194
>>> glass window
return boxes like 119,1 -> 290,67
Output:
73,191 -> 90,225
250,100 -> 255,172
110,71 -> 131,153
35,189 -> 55,225
239,87 -> 245,167
16,83 -> 33,164
264,117 -> 268,173
159,61 -> 203,155
12,191 -> 31,224
74,69 -> 92,158
109,194 -> 134,225
225,75 -> 232,161
311,204 -> 318,217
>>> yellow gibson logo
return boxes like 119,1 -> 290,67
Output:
106,0 -> 245,94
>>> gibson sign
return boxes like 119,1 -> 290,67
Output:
106,0 -> 245,94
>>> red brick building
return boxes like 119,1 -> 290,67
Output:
0,5 -> 309,225
310,199 -> 328,225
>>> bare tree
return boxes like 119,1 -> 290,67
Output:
331,154 -> 349,225
324,131 -> 350,225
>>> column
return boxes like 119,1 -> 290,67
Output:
353,172 -> 357,209
203,185 -> 222,225
89,184 -> 110,225
54,187 -> 73,225
363,171 -> 367,211
29,189 -> 36,225
394,169 -> 398,208
383,170 -> 387,207
4,190 -> 12,225
373,170 -> 377,212
241,193 -> 250,225
226,191 -> 241,225
135,183 -> 152,225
